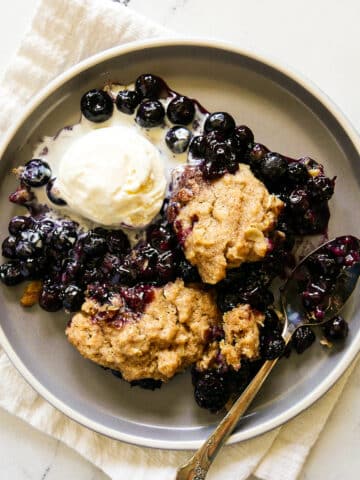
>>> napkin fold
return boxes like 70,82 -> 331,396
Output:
0,0 -> 357,479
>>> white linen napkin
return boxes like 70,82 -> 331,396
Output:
0,0 -> 357,479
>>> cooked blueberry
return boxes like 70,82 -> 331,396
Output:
302,281 -> 327,309
287,161 -> 308,184
263,309 -> 283,334
307,176 -> 335,201
0,261 -> 24,286
80,89 -> 113,123
39,282 -> 63,312
292,326 -> 316,354
146,224 -> 173,251
129,244 -> 159,280
177,258 -> 200,283
227,365 -> 251,395
260,334 -> 285,360
130,378 -> 162,390
119,284 -> 154,311
204,112 -> 235,137
21,159 -> 51,187
20,256 -> 46,279
15,230 -> 43,258
200,157 -> 227,180
36,219 -> 55,237
63,284 -> 84,311
136,100 -> 165,128
307,253 -> 339,277
107,230 -> 130,254
165,126 -> 192,154
259,152 -> 288,180
115,89 -> 141,114
167,95 -> 195,125
61,258 -> 82,284
8,215 -> 33,235
2,236 -> 17,258
189,135 -> 207,158
194,370 -> 230,412
155,250 -> 176,283
217,291 -> 241,313
201,142 -> 238,179
51,224 -> 77,252
46,178 -> 67,206
288,189 -> 310,212
249,143 -> 269,172
322,315 -> 349,340
135,74 -> 163,99
83,232 -> 107,257
231,125 -> 254,151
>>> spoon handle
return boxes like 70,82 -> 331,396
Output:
175,358 -> 279,480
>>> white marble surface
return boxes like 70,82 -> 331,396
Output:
0,0 -> 359,479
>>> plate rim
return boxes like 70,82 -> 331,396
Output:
0,37 -> 359,450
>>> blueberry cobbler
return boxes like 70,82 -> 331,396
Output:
0,74 -> 356,412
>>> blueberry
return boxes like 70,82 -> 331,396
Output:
136,100 -> 165,128
61,258 -> 82,284
260,334 -> 285,360
288,189 -> 310,212
2,236 -> 17,258
249,143 -> 269,170
80,89 -> 113,123
36,219 -> 55,237
8,215 -> 34,235
287,161 -> 308,184
130,378 -> 163,390
146,224 -> 173,250
107,230 -> 130,254
292,326 -> 316,354
83,232 -> 107,257
201,142 -> 238,180
307,253 -> 339,278
165,126 -> 192,154
20,256 -> 46,279
0,261 -> 24,286
39,282 -> 63,312
176,258 -> 200,283
217,291 -> 241,313
51,224 -> 77,252
135,74 -> 163,99
63,284 -> 84,311
263,309 -> 283,334
227,365 -> 250,395
194,370 -> 230,412
167,95 -> 195,125
21,159 -> 52,187
204,112 -> 235,137
308,176 -> 335,201
116,89 -> 141,114
189,135 -> 207,158
15,230 -> 43,258
259,152 -> 288,180
231,125 -> 254,152
155,250 -> 176,284
322,315 -> 349,341
302,282 -> 327,309
46,178 -> 67,206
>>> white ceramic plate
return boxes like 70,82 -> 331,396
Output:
0,39 -> 359,449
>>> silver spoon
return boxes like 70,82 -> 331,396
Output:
176,235 -> 360,480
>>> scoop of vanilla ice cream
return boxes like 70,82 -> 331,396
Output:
56,126 -> 167,228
